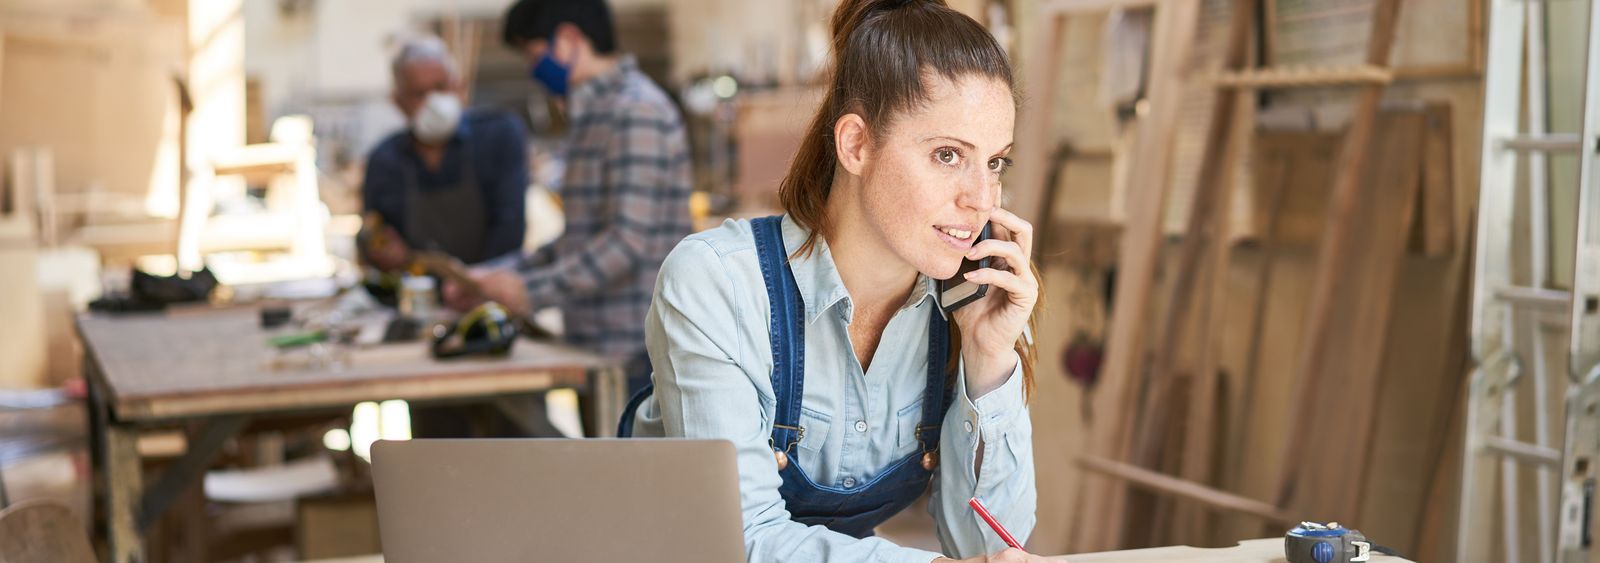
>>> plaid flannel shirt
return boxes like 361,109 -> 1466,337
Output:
517,56 -> 693,361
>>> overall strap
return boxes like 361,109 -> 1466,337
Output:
916,309 -> 952,457
750,216 -> 807,458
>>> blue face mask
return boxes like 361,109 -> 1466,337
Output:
530,53 -> 570,97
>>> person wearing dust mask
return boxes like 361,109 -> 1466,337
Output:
361,36 -> 529,270
443,0 -> 692,396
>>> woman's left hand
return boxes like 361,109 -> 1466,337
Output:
951,207 -> 1038,397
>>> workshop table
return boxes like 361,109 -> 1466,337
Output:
78,307 -> 626,563
1057,537 -> 1413,561
301,537 -> 1414,562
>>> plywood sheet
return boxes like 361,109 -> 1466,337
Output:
0,241 -> 45,388
0,13 -> 182,219
1266,0 -> 1479,73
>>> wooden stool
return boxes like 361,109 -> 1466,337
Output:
0,500 -> 95,563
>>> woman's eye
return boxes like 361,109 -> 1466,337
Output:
989,157 -> 1014,174
934,148 -> 961,166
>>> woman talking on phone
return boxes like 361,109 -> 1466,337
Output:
620,1 -> 1045,561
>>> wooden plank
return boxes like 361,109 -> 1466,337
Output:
1306,109 -> 1426,521
1171,88 -> 1257,546
1404,213 -> 1474,563
1125,0 -> 1257,547
5,148 -> 35,234
1071,0 -> 1203,552
1213,64 -> 1391,88
1012,10 -> 1070,228
1131,0 -> 1255,475
1418,105 -> 1455,256
1041,0 -> 1161,13
1236,107 -> 1452,252
1267,0 -> 1403,518
0,237 -> 46,389
1212,132 -> 1335,546
1353,206 -> 1474,556
1207,132 -> 1314,546
1265,0 -> 1479,78
1077,456 -> 1296,526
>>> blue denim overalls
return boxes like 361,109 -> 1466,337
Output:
618,215 -> 953,538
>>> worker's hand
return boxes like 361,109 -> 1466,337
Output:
362,225 -> 412,272
935,547 -> 1057,562
440,276 -> 485,313
951,207 -> 1039,397
445,268 -> 530,317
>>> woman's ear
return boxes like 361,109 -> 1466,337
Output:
834,113 -> 871,177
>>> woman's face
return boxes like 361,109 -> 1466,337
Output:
855,74 -> 1015,281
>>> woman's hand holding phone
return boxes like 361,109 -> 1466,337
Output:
950,207 -> 1039,398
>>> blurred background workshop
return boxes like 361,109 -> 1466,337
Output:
0,0 -> 1594,561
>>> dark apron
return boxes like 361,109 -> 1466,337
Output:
402,136 -> 489,264
618,215 -> 952,539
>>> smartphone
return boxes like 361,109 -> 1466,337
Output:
939,222 -> 993,314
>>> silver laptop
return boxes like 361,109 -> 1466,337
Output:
372,438 -> 745,562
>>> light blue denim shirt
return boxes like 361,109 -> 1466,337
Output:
630,216 -> 1036,562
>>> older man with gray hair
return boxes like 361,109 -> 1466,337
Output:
362,35 -> 528,270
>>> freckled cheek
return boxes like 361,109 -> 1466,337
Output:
893,165 -> 954,209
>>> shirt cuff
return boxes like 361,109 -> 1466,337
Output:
518,267 -> 563,312
957,352 -> 1026,433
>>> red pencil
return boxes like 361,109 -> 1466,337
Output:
968,497 -> 1024,550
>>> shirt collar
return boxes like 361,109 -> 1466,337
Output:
779,215 -> 945,326
568,55 -> 638,123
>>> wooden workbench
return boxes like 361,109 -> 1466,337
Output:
302,538 -> 1415,562
78,307 -> 627,563
1060,538 -> 1413,562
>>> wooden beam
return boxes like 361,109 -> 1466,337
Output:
1268,0 -> 1405,519
1317,109 -> 1426,521
1078,455 -> 1297,526
1419,105 -> 1455,256
1040,0 -> 1160,15
1126,0 -> 1257,547
1172,88 -> 1256,545
1071,0 -> 1202,552
1010,10 -> 1069,228
1213,64 -> 1391,88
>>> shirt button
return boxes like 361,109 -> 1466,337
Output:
853,420 -> 868,432
842,477 -> 857,488
964,420 -> 974,433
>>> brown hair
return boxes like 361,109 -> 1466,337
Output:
778,0 -> 1039,400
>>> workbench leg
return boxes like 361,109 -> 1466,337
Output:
580,365 -> 627,438
491,394 -> 568,438
105,424 -> 145,563
136,415 -> 248,533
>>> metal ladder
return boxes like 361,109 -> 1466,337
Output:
1463,0 -> 1600,562
1560,0 -> 1600,556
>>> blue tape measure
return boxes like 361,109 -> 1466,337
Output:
1284,522 -> 1373,563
